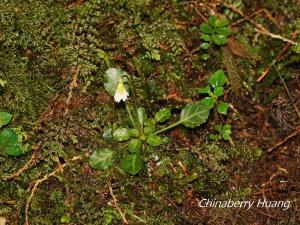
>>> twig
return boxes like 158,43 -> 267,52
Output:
267,127 -> 300,153
0,199 -> 16,205
219,1 -> 297,45
256,37 -> 294,82
2,154 -> 36,180
108,185 -> 128,224
25,156 -> 81,225
255,28 -> 297,45
232,9 -> 280,29
178,161 -> 188,175
65,65 -> 80,115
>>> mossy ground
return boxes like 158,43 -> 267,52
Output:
0,0 -> 300,224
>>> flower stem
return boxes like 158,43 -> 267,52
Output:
154,120 -> 183,135
124,74 -> 141,133
125,103 -> 136,128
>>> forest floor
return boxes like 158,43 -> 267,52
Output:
0,0 -> 300,225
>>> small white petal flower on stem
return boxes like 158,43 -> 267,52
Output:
114,78 -> 129,103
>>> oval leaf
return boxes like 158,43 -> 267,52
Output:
200,97 -> 215,109
200,23 -> 213,34
215,27 -> 231,37
212,34 -> 227,45
128,129 -> 139,137
0,112 -> 12,128
155,108 -> 171,123
198,85 -> 211,94
0,129 -> 24,156
144,119 -> 156,135
103,128 -> 113,141
215,18 -> 230,28
104,68 -> 128,96
208,70 -> 227,88
200,34 -> 212,42
146,133 -> 162,146
121,153 -> 142,175
89,148 -> 114,170
138,107 -> 147,126
128,139 -> 142,153
113,127 -> 130,141
201,42 -> 210,50
208,16 -> 217,27
180,101 -> 211,128
217,102 -> 229,115
214,86 -> 224,97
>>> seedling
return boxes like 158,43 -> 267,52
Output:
200,16 -> 231,60
209,123 -> 232,142
197,69 -> 229,115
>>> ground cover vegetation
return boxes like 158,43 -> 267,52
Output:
0,0 -> 299,224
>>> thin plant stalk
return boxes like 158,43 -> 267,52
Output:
123,75 -> 142,133
125,103 -> 136,128
154,120 -> 183,135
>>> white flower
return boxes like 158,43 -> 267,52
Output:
114,78 -> 129,103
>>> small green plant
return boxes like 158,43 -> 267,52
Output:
200,16 -> 231,60
209,123 -> 232,142
197,69 -> 229,115
0,112 -> 25,156
89,68 -> 229,175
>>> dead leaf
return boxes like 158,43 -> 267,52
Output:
228,37 -> 248,58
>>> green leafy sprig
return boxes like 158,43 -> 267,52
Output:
200,16 -> 231,60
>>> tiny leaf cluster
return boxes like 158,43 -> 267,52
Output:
200,16 -> 231,60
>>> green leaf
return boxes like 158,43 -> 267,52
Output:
144,119 -> 156,135
0,112 -> 12,128
198,85 -> 211,94
209,134 -> 220,140
201,53 -> 210,60
212,34 -> 228,45
138,107 -> 147,127
121,153 -> 142,175
104,68 -> 128,96
0,79 -> 7,87
215,18 -> 230,27
215,27 -> 231,36
208,16 -> 217,27
89,148 -> 114,170
113,127 -> 130,141
208,70 -> 227,88
155,108 -> 171,123
200,23 -> 214,34
180,101 -> 211,128
200,97 -> 215,109
128,129 -> 139,137
0,129 -> 24,156
215,124 -> 223,132
61,214 -> 71,223
150,49 -> 161,61
147,134 -> 162,146
222,124 -> 232,140
223,124 -> 231,131
97,49 -> 111,67
128,139 -> 142,153
103,128 -> 113,140
217,102 -> 229,115
200,34 -> 211,42
214,86 -> 224,97
201,42 -> 210,50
